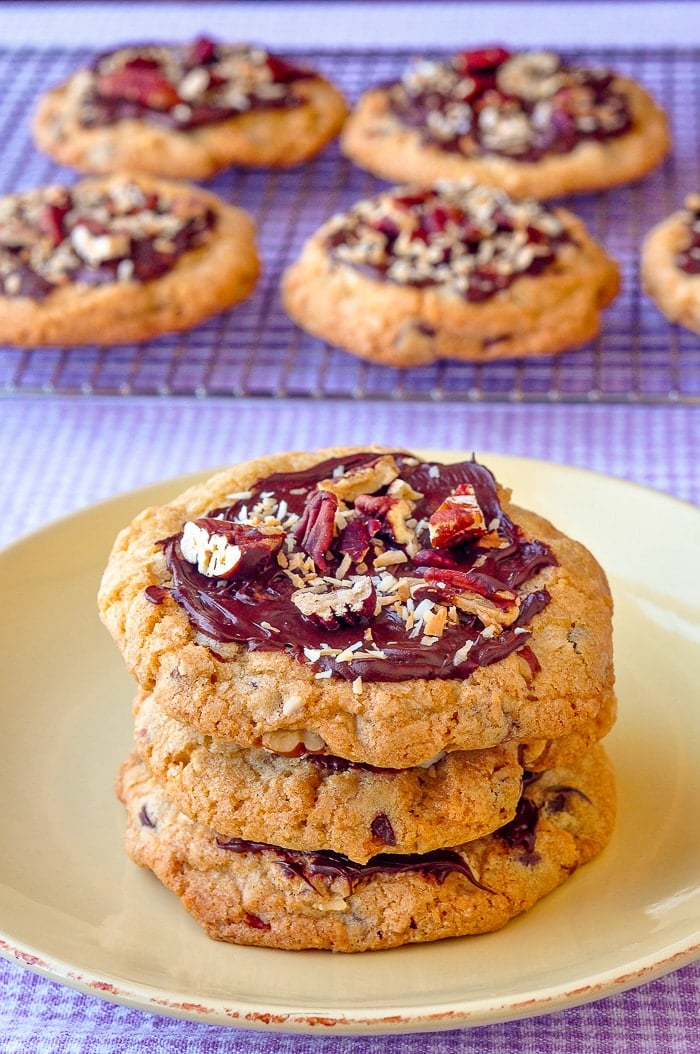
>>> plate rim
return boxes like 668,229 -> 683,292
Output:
0,451 -> 698,1034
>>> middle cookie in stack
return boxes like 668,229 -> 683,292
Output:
100,447 -> 617,951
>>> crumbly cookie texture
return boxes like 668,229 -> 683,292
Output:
341,48 -> 670,198
281,181 -> 620,366
0,172 -> 259,346
116,744 -> 616,952
32,38 -> 348,178
98,447 -> 615,769
134,687 -> 616,862
642,194 -> 700,333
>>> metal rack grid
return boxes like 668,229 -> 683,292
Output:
0,45 -> 698,402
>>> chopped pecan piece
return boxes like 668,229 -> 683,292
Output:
318,455 -> 400,502
428,483 -> 488,548
97,62 -> 182,111
262,729 -> 326,757
291,577 -> 376,630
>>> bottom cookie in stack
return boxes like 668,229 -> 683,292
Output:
116,690 -> 616,953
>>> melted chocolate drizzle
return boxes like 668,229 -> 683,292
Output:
153,452 -> 557,683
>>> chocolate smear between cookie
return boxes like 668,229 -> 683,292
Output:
149,452 -> 557,683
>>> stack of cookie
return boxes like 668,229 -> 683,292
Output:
99,446 -> 617,952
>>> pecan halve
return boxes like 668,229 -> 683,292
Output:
293,490 -> 338,572
180,517 -> 284,578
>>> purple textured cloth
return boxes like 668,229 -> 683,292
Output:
0,396 -> 698,1052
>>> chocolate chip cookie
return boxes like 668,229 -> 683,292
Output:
341,47 -> 670,198
0,173 -> 259,346
116,743 -> 616,951
642,194 -> 700,333
33,37 -> 348,178
282,180 -> 620,366
98,447 -> 615,768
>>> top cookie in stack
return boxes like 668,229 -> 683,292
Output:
99,446 -> 614,768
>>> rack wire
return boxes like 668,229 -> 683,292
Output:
0,45 -> 698,401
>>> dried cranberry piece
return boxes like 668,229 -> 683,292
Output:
456,47 -> 511,74
38,199 -> 71,247
393,189 -> 433,210
265,53 -> 308,83
421,566 -> 517,608
413,548 -> 461,570
186,36 -> 218,67
338,517 -> 380,563
97,64 -> 181,111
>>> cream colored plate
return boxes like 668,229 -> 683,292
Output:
0,454 -> 698,1035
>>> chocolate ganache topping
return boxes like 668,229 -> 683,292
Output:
74,37 -> 316,131
676,194 -> 700,275
387,47 -> 633,161
0,180 -> 215,299
324,182 -> 569,302
152,452 -> 556,684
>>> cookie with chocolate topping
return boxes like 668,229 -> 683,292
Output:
0,173 -> 259,346
641,194 -> 700,334
98,447 -> 615,768
132,687 -> 616,863
282,181 -> 620,366
341,47 -> 670,198
32,37 -> 348,178
116,744 -> 615,951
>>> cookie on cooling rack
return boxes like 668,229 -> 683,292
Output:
98,447 -> 615,769
32,37 -> 348,179
133,686 -> 616,862
116,744 -> 616,952
281,181 -> 620,366
341,47 -> 669,198
0,173 -> 259,346
641,194 -> 700,333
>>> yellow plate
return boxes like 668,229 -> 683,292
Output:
0,453 -> 698,1034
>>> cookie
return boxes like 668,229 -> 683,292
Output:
32,37 -> 348,179
133,686 -> 616,862
98,448 -> 615,768
116,744 -> 616,952
340,47 -> 670,198
0,173 -> 259,346
641,194 -> 700,333
133,688 -> 524,862
281,180 -> 620,366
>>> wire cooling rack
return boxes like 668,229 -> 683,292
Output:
0,45 -> 698,401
